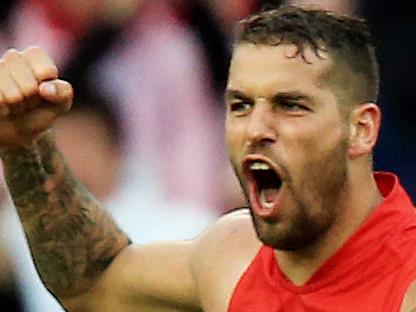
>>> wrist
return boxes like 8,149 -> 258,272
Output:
0,131 -> 51,159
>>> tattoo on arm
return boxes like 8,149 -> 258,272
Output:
2,132 -> 130,297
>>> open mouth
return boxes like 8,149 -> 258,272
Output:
244,158 -> 283,214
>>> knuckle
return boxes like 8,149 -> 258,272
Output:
22,46 -> 43,59
50,65 -> 59,78
1,86 -> 20,103
2,49 -> 20,63
5,93 -> 24,104
22,85 -> 39,98
38,66 -> 59,81
22,46 -> 59,81
7,93 -> 23,103
3,86 -> 24,104
12,77 -> 39,98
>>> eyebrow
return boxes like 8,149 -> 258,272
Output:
271,92 -> 314,105
225,89 -> 314,105
225,89 -> 253,102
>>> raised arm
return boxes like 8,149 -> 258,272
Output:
2,131 -> 130,298
0,47 -> 130,298
0,47 -> 203,312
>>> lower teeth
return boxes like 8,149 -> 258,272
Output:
260,191 -> 274,209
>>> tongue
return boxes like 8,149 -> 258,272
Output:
261,187 -> 279,204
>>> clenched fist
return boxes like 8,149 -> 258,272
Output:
0,47 -> 72,153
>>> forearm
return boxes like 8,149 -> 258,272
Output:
1,132 -> 130,298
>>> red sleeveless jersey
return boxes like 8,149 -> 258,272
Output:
228,173 -> 416,312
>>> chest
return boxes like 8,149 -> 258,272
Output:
228,279 -> 411,312
227,249 -> 416,312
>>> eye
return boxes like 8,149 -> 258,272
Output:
229,101 -> 253,114
278,101 -> 310,113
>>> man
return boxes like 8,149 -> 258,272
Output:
0,5 -> 415,311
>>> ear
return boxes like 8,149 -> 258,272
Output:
348,103 -> 381,158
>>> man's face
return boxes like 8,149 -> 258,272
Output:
226,43 -> 351,251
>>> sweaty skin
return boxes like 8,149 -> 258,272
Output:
0,46 -> 415,311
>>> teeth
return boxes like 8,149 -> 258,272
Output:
260,191 -> 274,209
250,162 -> 271,170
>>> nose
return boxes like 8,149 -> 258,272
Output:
246,102 -> 277,148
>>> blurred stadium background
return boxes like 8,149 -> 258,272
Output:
0,0 -> 414,310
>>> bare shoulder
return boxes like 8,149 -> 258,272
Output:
401,281 -> 416,312
193,208 -> 259,259
191,208 -> 262,311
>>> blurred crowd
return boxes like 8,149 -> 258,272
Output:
0,0 -> 414,311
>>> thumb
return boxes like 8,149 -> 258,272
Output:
39,79 -> 73,112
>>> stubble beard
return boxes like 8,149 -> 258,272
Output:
233,140 -> 349,252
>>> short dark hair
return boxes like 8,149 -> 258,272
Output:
235,5 -> 379,105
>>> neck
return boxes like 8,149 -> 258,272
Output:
275,169 -> 383,286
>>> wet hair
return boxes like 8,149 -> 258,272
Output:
235,5 -> 379,105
